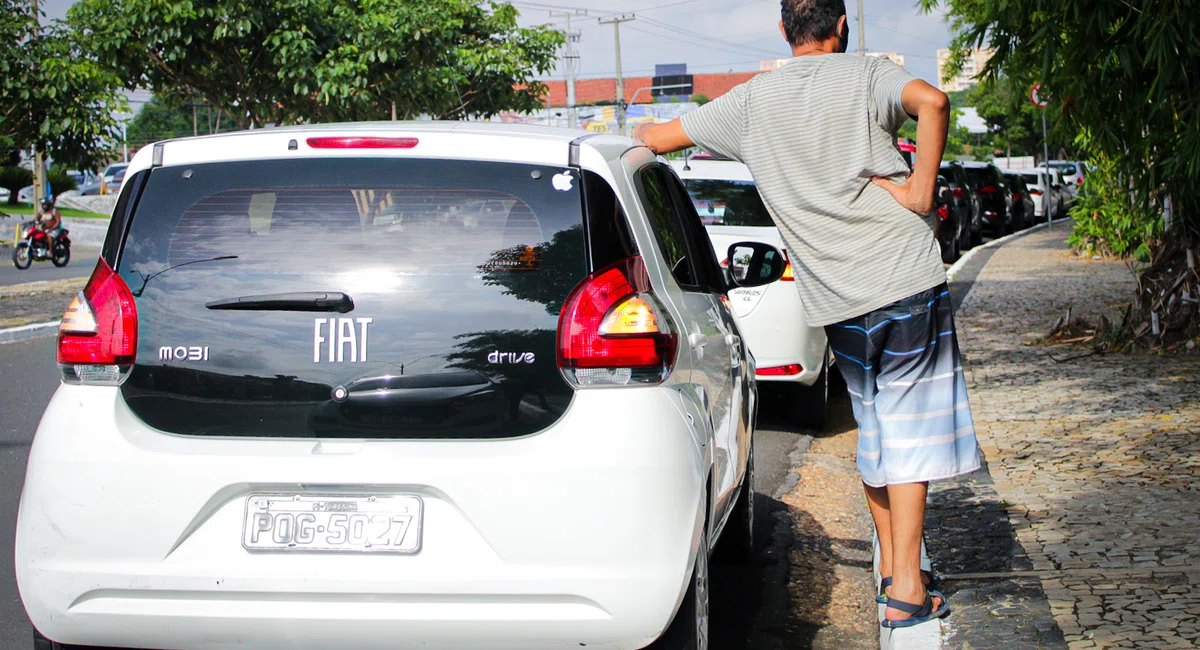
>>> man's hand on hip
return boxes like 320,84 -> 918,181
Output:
872,174 -> 936,216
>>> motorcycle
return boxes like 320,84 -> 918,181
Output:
12,221 -> 71,270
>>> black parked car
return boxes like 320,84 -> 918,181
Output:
932,175 -> 969,263
938,161 -> 983,247
960,162 -> 1012,237
1003,172 -> 1036,232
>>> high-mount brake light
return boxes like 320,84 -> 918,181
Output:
952,187 -> 964,198
558,257 -> 678,387
57,258 -> 138,385
306,137 -> 419,149
978,185 -> 998,194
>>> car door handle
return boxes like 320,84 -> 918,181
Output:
689,332 -> 707,349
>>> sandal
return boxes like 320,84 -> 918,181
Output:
880,589 -> 950,629
876,571 -> 942,604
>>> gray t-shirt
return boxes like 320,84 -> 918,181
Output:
680,54 -> 946,326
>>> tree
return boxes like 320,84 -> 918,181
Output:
968,79 -> 1038,157
0,0 -> 126,170
125,97 -> 245,151
921,0 -> 1200,234
70,0 -> 563,126
923,0 -> 1200,346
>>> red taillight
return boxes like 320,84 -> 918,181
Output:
978,185 -> 998,195
952,187 -> 964,198
1030,190 -> 1043,196
557,257 -> 677,386
938,205 -> 950,220
306,137 -> 419,149
757,364 -> 802,377
57,258 -> 138,385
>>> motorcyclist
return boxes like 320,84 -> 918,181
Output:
37,199 -> 63,253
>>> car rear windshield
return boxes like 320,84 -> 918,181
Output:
680,179 -> 775,228
964,167 -> 1002,186
1049,162 -> 1078,176
117,158 -> 595,439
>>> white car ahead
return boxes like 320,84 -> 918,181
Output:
670,158 -> 830,429
17,123 -> 788,650
1017,168 -> 1064,221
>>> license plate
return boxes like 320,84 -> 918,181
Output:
242,494 -> 423,554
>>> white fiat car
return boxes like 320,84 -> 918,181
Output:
670,158 -> 830,428
17,123 -> 788,650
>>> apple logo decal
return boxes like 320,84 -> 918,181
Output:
552,170 -> 575,192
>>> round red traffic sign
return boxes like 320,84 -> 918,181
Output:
1030,83 -> 1048,109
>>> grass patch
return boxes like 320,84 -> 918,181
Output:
0,205 -> 109,219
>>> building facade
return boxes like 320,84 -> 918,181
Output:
936,48 -> 994,92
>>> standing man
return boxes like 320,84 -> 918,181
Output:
635,0 -> 980,629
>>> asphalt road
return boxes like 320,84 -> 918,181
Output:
0,247 -> 100,287
0,243 -> 997,649
0,336 -> 57,648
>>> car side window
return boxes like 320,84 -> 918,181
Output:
662,169 -> 726,294
637,165 -> 697,287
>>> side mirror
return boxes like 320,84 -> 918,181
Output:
725,242 -> 786,290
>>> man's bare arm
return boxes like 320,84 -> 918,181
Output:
872,80 -> 950,216
633,119 -> 694,155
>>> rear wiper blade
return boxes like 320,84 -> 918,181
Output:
206,291 -> 354,313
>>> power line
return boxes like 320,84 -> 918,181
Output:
637,15 -> 780,57
624,25 -> 780,62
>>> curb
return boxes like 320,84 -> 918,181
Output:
946,217 -> 1071,283
0,320 -> 59,345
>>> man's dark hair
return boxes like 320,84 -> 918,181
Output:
781,0 -> 847,47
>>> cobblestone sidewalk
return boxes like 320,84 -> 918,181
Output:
931,228 -> 1200,649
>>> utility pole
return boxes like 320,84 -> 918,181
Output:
599,14 -> 635,136
551,10 -> 586,129
857,0 -> 866,54
30,0 -> 47,209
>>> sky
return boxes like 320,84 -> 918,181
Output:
41,0 -> 953,86
512,0 -> 954,85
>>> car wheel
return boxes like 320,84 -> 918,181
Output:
12,243 -> 31,270
791,360 -> 828,431
33,628 -> 62,650
712,441 -> 754,564
645,526 -> 710,650
940,227 -> 958,264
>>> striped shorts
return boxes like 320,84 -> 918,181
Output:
825,284 -> 981,488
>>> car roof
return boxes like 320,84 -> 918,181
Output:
667,158 -> 754,182
958,161 -> 994,168
119,121 -> 640,188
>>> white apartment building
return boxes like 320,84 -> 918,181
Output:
936,47 -> 994,92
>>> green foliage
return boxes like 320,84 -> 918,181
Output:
1067,155 -> 1162,262
46,169 -> 78,199
897,109 -> 973,158
70,0 -> 564,125
921,0 -> 1200,240
692,93 -> 711,106
968,78 -> 1039,157
0,167 -> 32,205
0,0 -> 126,170
126,97 -> 245,149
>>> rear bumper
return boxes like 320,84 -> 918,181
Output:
735,284 -> 826,387
17,385 -> 707,650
